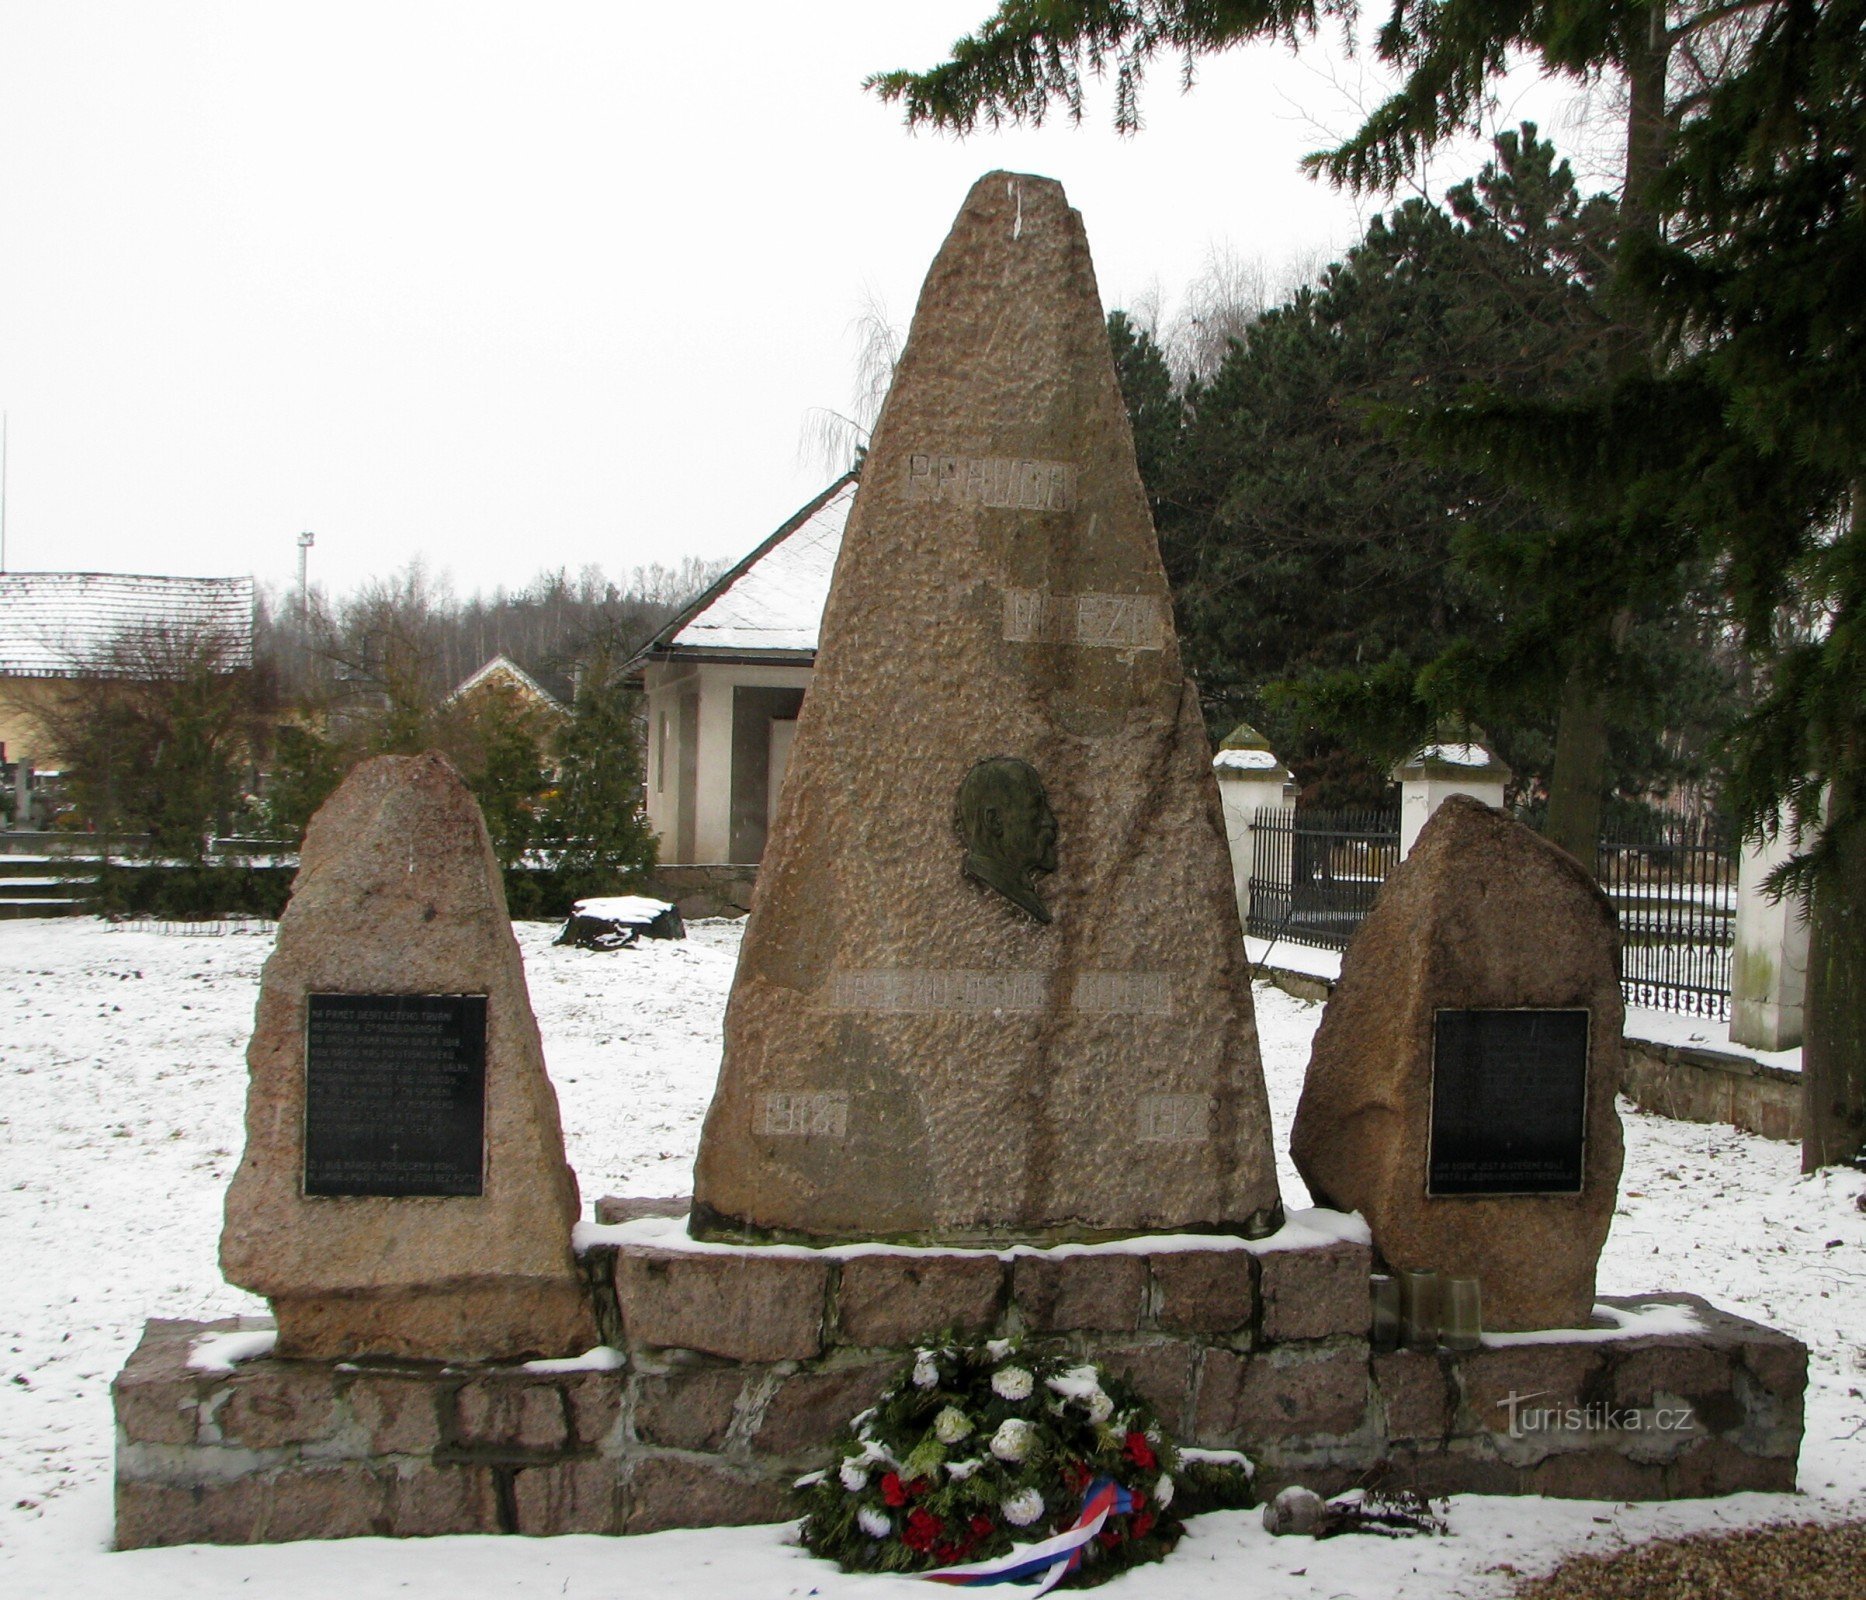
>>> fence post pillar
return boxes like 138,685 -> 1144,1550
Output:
1212,722 -> 1292,927
1393,725 -> 1511,858
1730,817 -> 1812,1051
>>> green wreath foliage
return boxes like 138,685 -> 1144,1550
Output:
798,1339 -> 1192,1586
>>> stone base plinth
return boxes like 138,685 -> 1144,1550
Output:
114,1206 -> 1805,1548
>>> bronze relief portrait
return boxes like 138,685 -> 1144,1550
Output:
954,757 -> 1058,924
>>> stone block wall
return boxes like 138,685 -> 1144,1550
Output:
114,1217 -> 1806,1548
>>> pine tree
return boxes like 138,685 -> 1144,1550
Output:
1628,0 -> 1866,1169
1108,128 -> 1733,808
541,643 -> 659,903
872,0 -> 1743,866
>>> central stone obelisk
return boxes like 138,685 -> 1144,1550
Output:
690,173 -> 1282,1245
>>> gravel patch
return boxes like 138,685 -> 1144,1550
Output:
1514,1519 -> 1866,1599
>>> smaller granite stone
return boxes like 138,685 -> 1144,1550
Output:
220,753 -> 594,1361
1291,797 -> 1625,1330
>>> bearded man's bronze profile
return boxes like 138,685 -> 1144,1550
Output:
955,757 -> 1058,924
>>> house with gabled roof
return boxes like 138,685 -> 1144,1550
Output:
628,472 -> 854,868
0,571 -> 255,829
447,654 -> 569,720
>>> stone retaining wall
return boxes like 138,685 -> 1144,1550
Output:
1622,1037 -> 1802,1142
114,1211 -> 1806,1549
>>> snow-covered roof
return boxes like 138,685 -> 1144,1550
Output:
0,572 -> 255,678
637,474 -> 855,664
449,654 -> 567,715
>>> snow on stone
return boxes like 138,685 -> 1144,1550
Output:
1212,748 -> 1280,772
663,477 -> 854,656
521,1345 -> 627,1374
0,572 -> 255,676
579,1206 -> 1366,1261
570,896 -> 676,924
1,915 -> 1861,1600
185,1328 -> 277,1372
1417,742 -> 1493,767
1481,1300 -> 1705,1347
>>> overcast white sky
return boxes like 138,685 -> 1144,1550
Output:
0,3 -> 1600,601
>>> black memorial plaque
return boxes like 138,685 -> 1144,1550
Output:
303,993 -> 487,1197
1428,1008 -> 1589,1196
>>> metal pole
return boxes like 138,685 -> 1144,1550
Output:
296,530 -> 315,621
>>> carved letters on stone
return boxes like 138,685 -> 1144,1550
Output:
905,453 -> 1076,511
1138,1094 -> 1212,1142
758,1092 -> 850,1139
1002,589 -> 1166,650
821,968 -> 1174,1017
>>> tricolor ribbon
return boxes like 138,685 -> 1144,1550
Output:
920,1477 -> 1138,1594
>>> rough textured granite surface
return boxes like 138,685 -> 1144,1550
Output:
690,171 -> 1282,1245
220,753 -> 594,1360
1290,796 -> 1625,1329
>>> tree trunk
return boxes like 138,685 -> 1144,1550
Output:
1539,10 -> 1672,871
1544,663 -> 1610,870
1802,778 -> 1866,1170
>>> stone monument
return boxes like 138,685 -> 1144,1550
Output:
690,171 -> 1282,1245
1290,795 -> 1625,1329
220,752 -> 595,1360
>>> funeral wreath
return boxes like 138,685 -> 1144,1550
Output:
799,1339 -> 1238,1586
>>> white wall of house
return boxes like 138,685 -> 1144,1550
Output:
642,659 -> 813,864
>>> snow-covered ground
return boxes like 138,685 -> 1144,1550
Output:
1,917 -> 1860,1599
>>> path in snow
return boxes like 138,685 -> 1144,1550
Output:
0,917 -> 1860,1600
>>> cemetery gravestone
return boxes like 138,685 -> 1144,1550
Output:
690,171 -> 1283,1246
220,752 -> 595,1360
1290,795 -> 1625,1329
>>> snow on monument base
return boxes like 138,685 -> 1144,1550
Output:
112,1208 -> 1805,1548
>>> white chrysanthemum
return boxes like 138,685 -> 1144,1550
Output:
985,1337 -> 1014,1362
857,1506 -> 892,1539
1002,1487 -> 1045,1527
989,1418 -> 1035,1462
1153,1473 -> 1175,1508
933,1405 -> 974,1444
990,1365 -> 1034,1401
839,1460 -> 869,1492
912,1352 -> 940,1389
1085,1389 -> 1114,1424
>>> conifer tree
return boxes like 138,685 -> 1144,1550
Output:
871,0 -> 1746,865
541,643 -> 659,903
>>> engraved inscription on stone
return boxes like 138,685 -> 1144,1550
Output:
823,968 -> 1172,1017
1428,1008 -> 1590,1197
1071,970 -> 1173,1016
1138,1093 -> 1212,1142
904,453 -> 1076,511
1003,589 -> 1166,650
759,1091 -> 850,1139
302,993 -> 487,1198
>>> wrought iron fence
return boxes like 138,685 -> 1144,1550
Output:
1244,802 -> 1738,1018
1246,806 -> 1401,952
1597,813 -> 1737,1020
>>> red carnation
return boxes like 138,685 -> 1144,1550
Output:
1123,1431 -> 1157,1471
880,1472 -> 909,1507
1062,1459 -> 1091,1495
1132,1510 -> 1157,1540
1130,1488 -> 1147,1511
903,1508 -> 945,1553
1099,1526 -> 1123,1548
970,1514 -> 995,1538
908,1477 -> 932,1499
